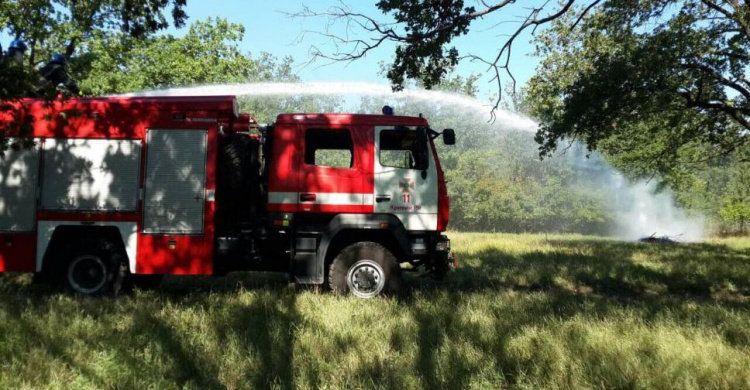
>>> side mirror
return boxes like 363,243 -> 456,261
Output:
443,129 -> 456,145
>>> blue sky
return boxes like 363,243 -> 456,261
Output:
1,1 -> 544,100
169,0 -> 543,100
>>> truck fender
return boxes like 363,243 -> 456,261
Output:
296,214 -> 409,284
37,221 -> 138,273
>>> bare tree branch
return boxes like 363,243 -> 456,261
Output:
288,0 -> 582,116
701,0 -> 750,39
684,63 -> 750,102
571,0 -> 602,31
684,91 -> 750,130
480,0 -> 576,113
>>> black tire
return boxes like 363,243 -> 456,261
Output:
62,238 -> 126,296
217,134 -> 257,231
328,242 -> 401,298
218,134 -> 250,194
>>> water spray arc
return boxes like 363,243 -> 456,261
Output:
119,81 -> 537,131
124,81 -> 705,241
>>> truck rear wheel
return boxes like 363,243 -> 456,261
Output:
328,242 -> 401,298
63,239 -> 126,296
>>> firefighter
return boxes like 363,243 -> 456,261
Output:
4,39 -> 28,67
1,39 -> 28,97
38,53 -> 80,95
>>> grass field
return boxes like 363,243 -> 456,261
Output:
1,233 -> 749,389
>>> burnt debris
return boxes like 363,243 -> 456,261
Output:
639,233 -> 681,245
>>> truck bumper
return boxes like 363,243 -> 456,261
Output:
432,234 -> 456,273
408,233 -> 455,277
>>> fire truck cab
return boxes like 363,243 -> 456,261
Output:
0,96 -> 455,298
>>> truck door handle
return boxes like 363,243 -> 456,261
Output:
299,193 -> 317,202
376,195 -> 391,203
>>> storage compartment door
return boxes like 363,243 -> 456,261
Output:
143,129 -> 208,234
0,138 -> 40,232
41,139 -> 141,211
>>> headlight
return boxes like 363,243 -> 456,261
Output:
435,240 -> 450,252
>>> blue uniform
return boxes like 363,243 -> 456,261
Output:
38,56 -> 79,94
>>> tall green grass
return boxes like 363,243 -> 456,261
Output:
1,233 -> 749,389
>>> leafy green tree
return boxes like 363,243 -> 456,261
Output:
522,1 -> 749,235
81,16 -> 345,126
80,18 -> 271,95
2,0 -> 187,67
66,15 -> 345,126
719,156 -> 750,233
526,1 -> 748,173
298,2 -> 746,172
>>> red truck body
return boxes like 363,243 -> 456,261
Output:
0,96 -> 453,297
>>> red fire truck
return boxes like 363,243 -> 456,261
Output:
0,96 -> 455,298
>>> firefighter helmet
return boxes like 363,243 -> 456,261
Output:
50,53 -> 66,65
9,39 -> 27,52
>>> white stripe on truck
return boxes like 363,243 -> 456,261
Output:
268,192 -> 365,205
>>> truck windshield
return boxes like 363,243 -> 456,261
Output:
379,127 -> 429,170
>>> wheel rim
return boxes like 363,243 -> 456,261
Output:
346,259 -> 386,298
67,255 -> 107,294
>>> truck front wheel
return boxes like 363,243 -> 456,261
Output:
328,242 -> 401,298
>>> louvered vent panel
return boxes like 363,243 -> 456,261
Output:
142,129 -> 207,234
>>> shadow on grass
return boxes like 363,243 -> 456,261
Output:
0,238 -> 749,388
216,292 -> 298,390
0,273 -> 300,389
430,240 -> 750,302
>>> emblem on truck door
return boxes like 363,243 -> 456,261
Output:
399,178 -> 416,205
399,178 -> 414,193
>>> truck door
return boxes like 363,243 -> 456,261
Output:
296,127 -> 368,213
373,126 -> 438,231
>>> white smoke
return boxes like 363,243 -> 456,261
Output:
565,144 -> 706,241
611,177 -> 706,241
122,81 -> 705,241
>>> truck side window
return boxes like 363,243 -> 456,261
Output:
380,129 -> 428,170
305,128 -> 354,169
